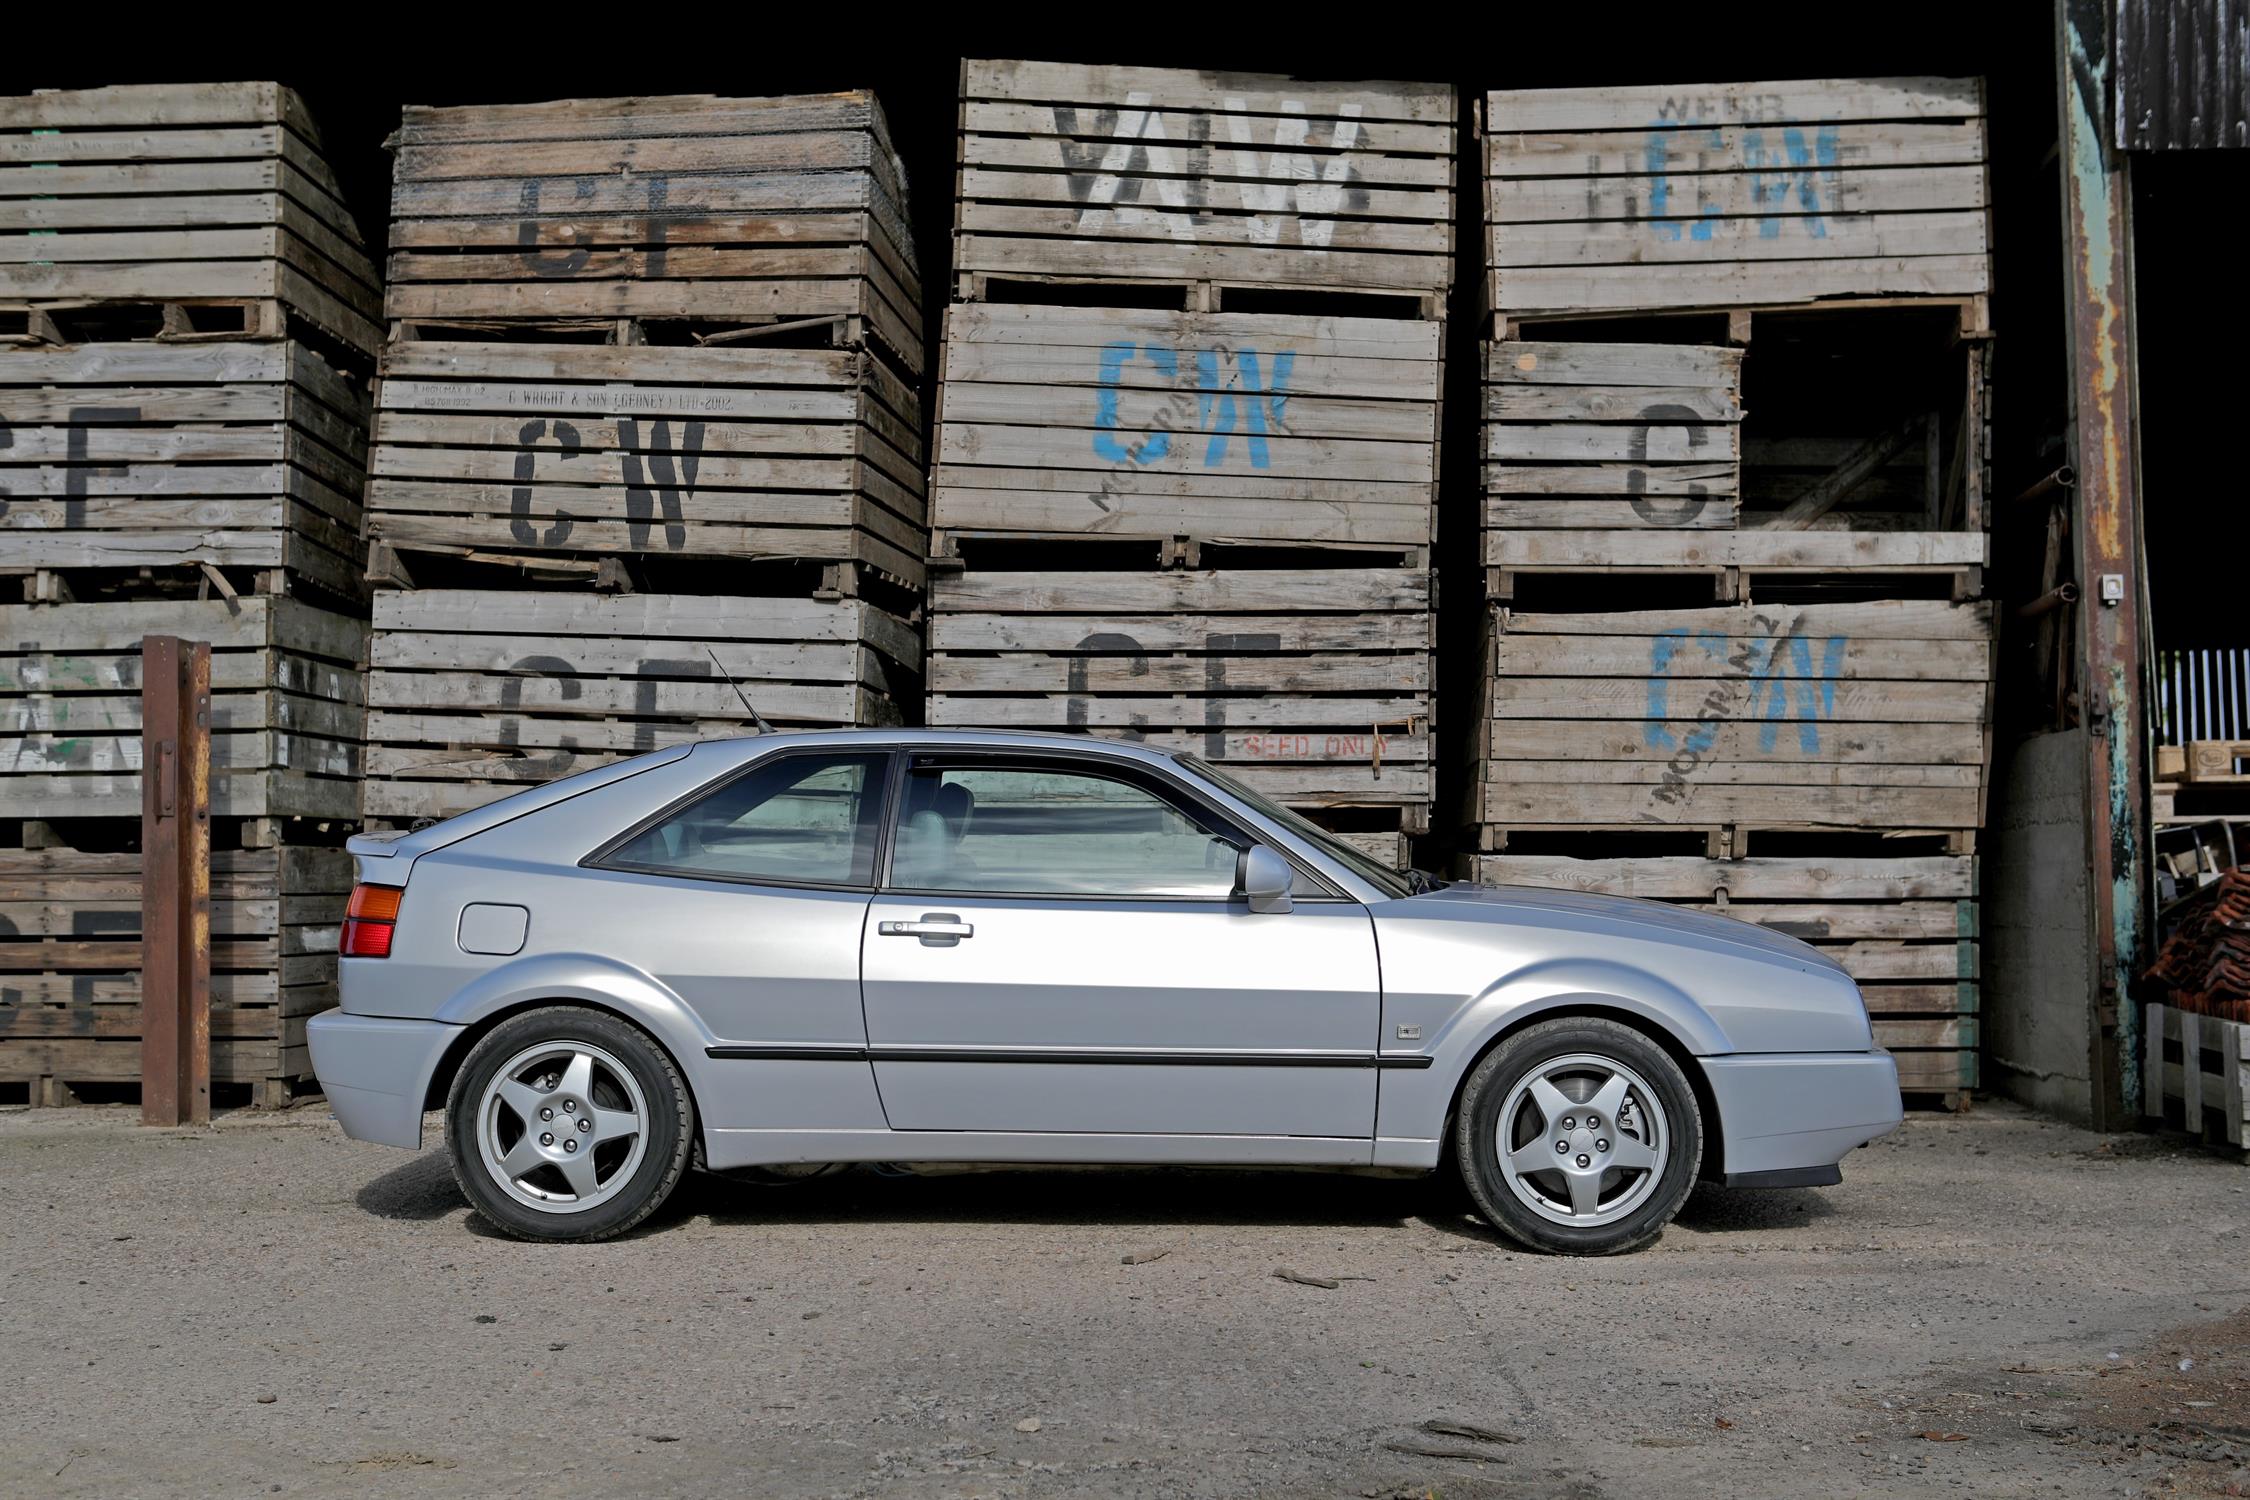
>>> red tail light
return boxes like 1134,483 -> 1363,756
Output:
342,884 -> 403,959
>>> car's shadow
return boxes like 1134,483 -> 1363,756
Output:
355,1155 -> 1834,1243
1674,1184 -> 1837,1233
671,1164 -> 1442,1232
355,1150 -> 466,1222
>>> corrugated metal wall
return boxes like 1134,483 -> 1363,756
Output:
2115,0 -> 2249,149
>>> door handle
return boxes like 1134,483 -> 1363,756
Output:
878,915 -> 974,941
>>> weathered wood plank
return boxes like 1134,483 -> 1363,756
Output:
1484,530 -> 1988,569
933,303 -> 1438,547
1483,78 -> 1984,134
1472,854 -> 1975,900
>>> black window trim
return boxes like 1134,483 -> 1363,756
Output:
580,745 -> 901,895
877,744 -> 1350,905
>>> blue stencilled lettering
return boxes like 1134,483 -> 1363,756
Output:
1093,341 -> 1293,468
1645,627 -> 1847,755
1092,340 -> 1179,464
1196,348 -> 1295,469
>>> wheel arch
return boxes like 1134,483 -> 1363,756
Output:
1438,1001 -> 1727,1183
420,956 -> 718,1151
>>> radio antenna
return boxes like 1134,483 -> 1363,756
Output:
706,647 -> 774,735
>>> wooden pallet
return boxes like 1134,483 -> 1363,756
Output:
1471,853 -> 1979,1102
2186,741 -> 2250,784
0,340 -> 372,603
1470,599 -> 1995,842
384,92 -> 921,374
928,567 -> 1431,823
955,60 -> 1455,304
1,595 -> 364,823
363,589 -> 916,824
2142,1003 -> 2250,1155
0,844 -> 351,1101
365,340 -> 925,587
1,83 -> 383,360
1482,76 -> 1992,319
932,303 -> 1440,554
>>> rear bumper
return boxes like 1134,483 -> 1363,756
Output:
1700,1049 -> 1903,1182
306,1009 -> 460,1150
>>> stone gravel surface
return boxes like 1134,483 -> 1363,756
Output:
2,1099 -> 2246,1497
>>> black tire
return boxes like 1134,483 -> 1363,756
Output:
446,1006 -> 694,1242
1453,1016 -> 1702,1256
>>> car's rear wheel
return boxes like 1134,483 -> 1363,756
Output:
446,1006 -> 693,1242
1454,1016 -> 1702,1255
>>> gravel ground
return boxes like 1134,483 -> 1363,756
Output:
2,1098 -> 2248,1499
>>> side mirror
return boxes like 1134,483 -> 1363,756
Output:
1237,844 -> 1294,914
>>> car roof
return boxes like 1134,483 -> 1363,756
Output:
691,727 -> 1184,763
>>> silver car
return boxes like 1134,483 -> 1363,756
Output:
309,729 -> 1901,1255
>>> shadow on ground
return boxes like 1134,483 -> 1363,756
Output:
353,1151 -> 1836,1245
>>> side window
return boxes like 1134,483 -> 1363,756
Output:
889,763 -> 1242,898
598,752 -> 888,887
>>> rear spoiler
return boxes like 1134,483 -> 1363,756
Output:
345,745 -> 696,883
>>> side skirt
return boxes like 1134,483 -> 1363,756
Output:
703,1127 -> 1378,1172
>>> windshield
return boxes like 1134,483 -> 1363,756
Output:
1171,754 -> 1414,898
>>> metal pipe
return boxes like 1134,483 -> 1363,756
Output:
2016,581 -> 2082,620
2013,465 -> 2078,505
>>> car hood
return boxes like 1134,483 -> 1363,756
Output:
1409,882 -> 1844,974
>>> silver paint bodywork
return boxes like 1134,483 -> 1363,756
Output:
309,730 -> 1902,1182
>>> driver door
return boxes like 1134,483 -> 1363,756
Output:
859,751 -> 1382,1148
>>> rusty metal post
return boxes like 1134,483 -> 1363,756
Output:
2057,0 -> 2150,1128
141,635 -> 212,1126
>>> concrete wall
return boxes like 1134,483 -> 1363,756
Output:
1984,729 -> 2098,1122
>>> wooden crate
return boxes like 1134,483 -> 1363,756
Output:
1472,600 -> 1994,842
955,61 -> 1455,305
1486,341 -> 1743,531
1483,77 -> 1990,318
385,92 -> 921,373
0,845 -> 352,1100
928,568 -> 1431,824
2142,1003 -> 2250,1154
364,590 -> 916,824
1485,331 -> 1990,593
366,341 -> 925,585
1,596 -> 364,823
0,340 -> 372,602
931,303 -> 1439,558
1,83 -> 383,358
1472,853 -> 1979,1099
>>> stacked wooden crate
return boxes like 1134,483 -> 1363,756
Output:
1469,78 -> 1998,1102
1,82 -> 377,1105
929,62 -> 1454,862
360,93 -> 921,825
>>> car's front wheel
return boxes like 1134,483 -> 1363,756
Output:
446,1006 -> 694,1242
1454,1016 -> 1702,1255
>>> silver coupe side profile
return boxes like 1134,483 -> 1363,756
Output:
309,729 -> 1901,1254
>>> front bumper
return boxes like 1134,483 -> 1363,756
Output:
1700,1049 -> 1903,1183
306,1009 -> 461,1150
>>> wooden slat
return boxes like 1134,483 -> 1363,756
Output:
1,85 -> 380,356
1483,78 -> 1988,316
2,599 -> 366,822
958,61 -> 1453,297
362,590 -> 912,820
365,342 -> 920,578
378,90 -> 917,367
933,303 -> 1438,549
1475,602 -> 1994,834
0,341 -> 370,596
1485,529 -> 1988,570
